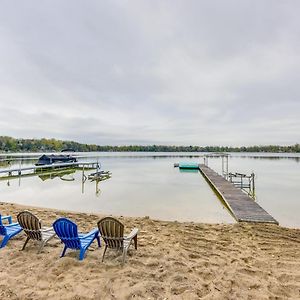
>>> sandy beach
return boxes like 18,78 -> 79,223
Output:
0,201 -> 299,300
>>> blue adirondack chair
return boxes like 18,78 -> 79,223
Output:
53,218 -> 101,260
0,214 -> 23,248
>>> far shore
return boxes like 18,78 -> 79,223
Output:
1,201 -> 300,299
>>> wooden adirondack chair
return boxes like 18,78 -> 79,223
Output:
0,214 -> 23,248
17,211 -> 56,253
53,218 -> 101,260
97,217 -> 139,265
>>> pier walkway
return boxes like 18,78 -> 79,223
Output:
0,162 -> 98,179
199,164 -> 278,224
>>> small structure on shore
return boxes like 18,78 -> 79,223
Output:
35,154 -> 77,166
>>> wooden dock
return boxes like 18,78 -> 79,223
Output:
199,164 -> 278,224
0,161 -> 98,178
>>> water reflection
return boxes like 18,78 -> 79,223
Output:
231,153 -> 300,162
237,156 -> 300,162
179,169 -> 199,174
0,152 -> 299,227
37,169 -> 75,181
0,155 -> 234,224
0,165 -> 108,198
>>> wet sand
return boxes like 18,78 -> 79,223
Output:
0,202 -> 300,299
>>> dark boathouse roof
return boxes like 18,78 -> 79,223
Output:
35,154 -> 77,166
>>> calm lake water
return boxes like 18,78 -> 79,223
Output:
0,152 -> 299,228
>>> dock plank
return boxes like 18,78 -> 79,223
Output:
199,164 -> 278,224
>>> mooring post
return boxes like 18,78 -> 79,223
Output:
251,172 -> 256,200
95,180 -> 101,195
81,165 -> 85,194
18,160 -> 21,176
204,156 -> 208,166
226,155 -> 229,180
222,156 -> 224,177
82,165 -> 85,181
240,173 -> 243,188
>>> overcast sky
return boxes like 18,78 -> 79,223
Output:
0,1 -> 299,146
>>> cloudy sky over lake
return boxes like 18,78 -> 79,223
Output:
0,0 -> 299,146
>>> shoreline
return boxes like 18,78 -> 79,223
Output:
1,201 -> 300,299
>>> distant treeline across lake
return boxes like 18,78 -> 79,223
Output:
0,136 -> 299,153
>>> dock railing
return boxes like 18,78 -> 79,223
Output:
228,172 -> 256,200
204,153 -> 229,179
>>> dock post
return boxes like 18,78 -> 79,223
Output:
18,160 -> 21,186
222,156 -> 224,177
226,155 -> 229,180
81,165 -> 85,194
204,156 -> 208,166
251,173 -> 256,200
82,165 -> 85,181
18,160 -> 21,176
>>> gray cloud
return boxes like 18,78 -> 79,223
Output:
0,0 -> 299,146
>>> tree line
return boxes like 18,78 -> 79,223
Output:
0,136 -> 299,153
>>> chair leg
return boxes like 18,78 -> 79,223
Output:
38,241 -> 45,254
102,245 -> 108,262
79,248 -> 86,261
61,245 -> 68,258
22,237 -> 30,251
122,248 -> 128,266
133,235 -> 138,250
0,236 -> 10,248
96,235 -> 101,248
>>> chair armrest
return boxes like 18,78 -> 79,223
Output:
81,228 -> 99,239
6,222 -> 20,227
1,215 -> 12,224
41,226 -> 54,232
124,228 -> 139,241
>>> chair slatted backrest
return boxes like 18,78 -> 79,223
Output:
53,218 -> 81,249
0,214 -> 7,235
17,211 -> 42,241
97,217 -> 124,249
